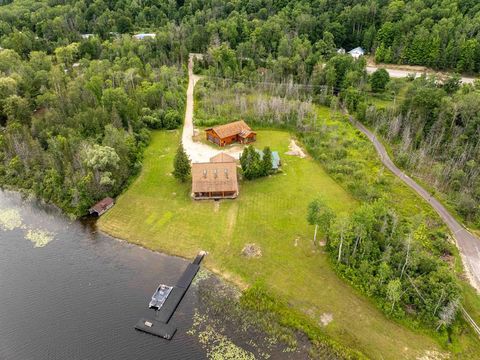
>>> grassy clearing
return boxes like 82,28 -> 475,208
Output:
99,129 -> 454,359
194,80 -> 480,355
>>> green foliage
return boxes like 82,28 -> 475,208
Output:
173,144 -> 190,182
307,198 -> 335,236
370,69 -> 390,93
327,200 -> 461,329
0,38 -> 186,216
240,145 -> 262,180
240,145 -> 275,179
1,0 -> 480,75
240,283 -> 366,360
365,76 -> 480,227
260,146 -> 273,176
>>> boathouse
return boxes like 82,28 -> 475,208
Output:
89,197 -> 114,216
205,120 -> 256,147
191,153 -> 238,200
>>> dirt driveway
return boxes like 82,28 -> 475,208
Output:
181,55 -> 244,163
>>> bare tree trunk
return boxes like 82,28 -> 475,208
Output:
352,235 -> 361,258
400,235 -> 411,280
313,224 -> 318,246
338,231 -> 344,262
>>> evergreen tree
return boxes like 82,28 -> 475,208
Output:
261,147 -> 273,176
240,145 -> 262,180
173,144 -> 190,182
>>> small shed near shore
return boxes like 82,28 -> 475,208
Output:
89,197 -> 115,216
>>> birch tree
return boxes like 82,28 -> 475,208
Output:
307,198 -> 335,246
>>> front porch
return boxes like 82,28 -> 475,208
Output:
192,191 -> 238,200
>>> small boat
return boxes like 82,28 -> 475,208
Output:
149,284 -> 173,310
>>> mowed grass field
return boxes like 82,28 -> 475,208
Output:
99,129 -> 448,359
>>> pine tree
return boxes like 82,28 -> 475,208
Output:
173,144 -> 190,182
240,145 -> 261,180
261,147 -> 273,176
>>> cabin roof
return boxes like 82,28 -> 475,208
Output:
90,197 -> 114,213
210,152 -> 236,163
191,162 -> 238,193
207,120 -> 253,139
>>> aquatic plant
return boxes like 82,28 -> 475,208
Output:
25,229 -> 54,248
0,208 -> 23,231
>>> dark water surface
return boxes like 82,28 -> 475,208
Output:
0,191 -> 207,360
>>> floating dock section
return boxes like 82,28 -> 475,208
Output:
134,252 -> 205,340
134,318 -> 177,340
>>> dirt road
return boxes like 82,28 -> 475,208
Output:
350,117 -> 480,293
181,55 -> 244,163
366,65 -> 477,84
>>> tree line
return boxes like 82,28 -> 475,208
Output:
308,198 -> 460,331
0,37 -> 186,215
2,0 -> 480,82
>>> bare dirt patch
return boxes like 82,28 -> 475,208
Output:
320,313 -> 333,326
242,243 -> 262,258
285,139 -> 306,158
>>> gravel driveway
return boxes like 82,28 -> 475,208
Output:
181,55 -> 244,163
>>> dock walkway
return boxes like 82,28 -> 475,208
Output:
134,252 -> 205,339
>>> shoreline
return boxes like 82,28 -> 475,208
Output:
97,223 -> 250,291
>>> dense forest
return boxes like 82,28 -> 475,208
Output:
1,0 -> 480,75
0,38 -> 185,215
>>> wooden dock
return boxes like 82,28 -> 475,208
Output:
134,318 -> 177,339
134,252 -> 205,340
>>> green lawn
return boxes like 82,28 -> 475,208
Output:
99,129 -> 449,359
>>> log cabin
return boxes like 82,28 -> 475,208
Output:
205,120 -> 256,147
191,153 -> 239,200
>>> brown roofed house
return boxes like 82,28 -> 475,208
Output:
205,120 -> 256,147
191,153 -> 238,200
210,152 -> 237,163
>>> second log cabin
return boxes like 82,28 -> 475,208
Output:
205,120 -> 256,147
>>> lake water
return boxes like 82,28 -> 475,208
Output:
0,190 -> 305,360
0,190 -> 210,359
